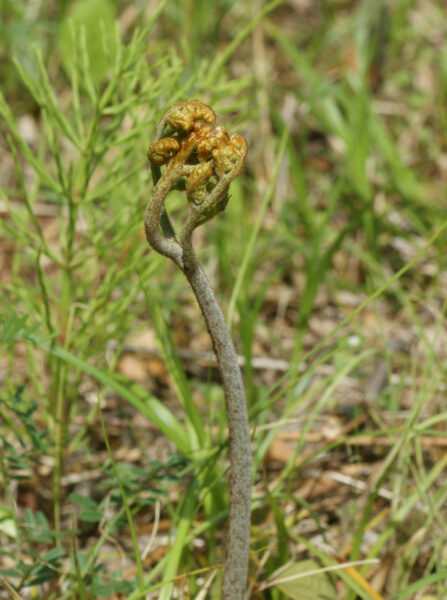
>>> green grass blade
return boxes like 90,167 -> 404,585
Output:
26,332 -> 190,454
393,571 -> 447,599
226,127 -> 289,329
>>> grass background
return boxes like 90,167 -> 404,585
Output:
1,0 -> 447,598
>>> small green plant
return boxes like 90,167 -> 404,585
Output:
145,100 -> 251,599
0,7 -> 255,593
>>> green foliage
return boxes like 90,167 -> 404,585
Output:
23,509 -> 54,545
273,559 -> 336,600
0,386 -> 51,481
0,313 -> 40,344
58,0 -> 117,82
1,0 -> 447,598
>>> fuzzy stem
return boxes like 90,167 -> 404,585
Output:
181,239 -> 251,599
144,161 -> 184,268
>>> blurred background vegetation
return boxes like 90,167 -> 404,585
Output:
1,0 -> 447,598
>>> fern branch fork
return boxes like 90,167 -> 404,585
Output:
144,101 -> 251,599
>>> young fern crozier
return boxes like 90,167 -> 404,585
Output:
144,101 -> 251,599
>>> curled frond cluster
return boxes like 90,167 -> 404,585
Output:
148,100 -> 247,228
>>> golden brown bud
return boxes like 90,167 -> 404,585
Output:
147,137 -> 180,166
213,135 -> 248,179
186,162 -> 214,205
148,100 -> 247,231
164,100 -> 216,133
